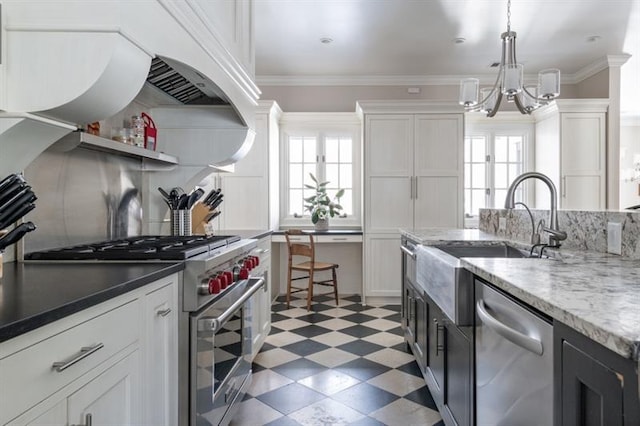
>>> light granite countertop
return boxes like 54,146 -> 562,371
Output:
401,228 -> 640,362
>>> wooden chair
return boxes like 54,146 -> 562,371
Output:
284,229 -> 339,310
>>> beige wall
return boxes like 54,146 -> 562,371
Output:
574,69 -> 610,98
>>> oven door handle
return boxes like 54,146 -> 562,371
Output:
198,277 -> 265,332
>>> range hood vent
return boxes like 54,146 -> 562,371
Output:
146,57 -> 228,106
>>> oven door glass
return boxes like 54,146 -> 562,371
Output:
192,302 -> 250,426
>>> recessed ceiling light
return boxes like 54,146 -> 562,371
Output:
320,37 -> 333,44
454,37 -> 466,44
586,35 -> 601,43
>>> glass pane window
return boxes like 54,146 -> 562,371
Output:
464,136 -> 488,218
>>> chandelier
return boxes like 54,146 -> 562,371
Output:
458,0 -> 561,117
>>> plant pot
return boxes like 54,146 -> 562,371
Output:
314,217 -> 329,231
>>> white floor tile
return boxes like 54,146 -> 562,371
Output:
367,369 -> 427,397
247,369 -> 294,396
254,348 -> 300,368
288,398 -> 365,425
298,369 -> 360,395
370,398 -> 441,425
305,347 -> 359,368
229,398 -> 284,426
364,347 -> 414,369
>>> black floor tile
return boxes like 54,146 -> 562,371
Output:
271,303 -> 291,313
384,312 -> 402,322
268,326 -> 285,335
289,324 -> 332,338
341,303 -> 368,312
312,294 -> 335,302
340,312 -> 378,324
271,358 -> 326,381
339,324 -> 379,339
381,304 -> 401,312
331,382 -> 399,414
252,363 -> 266,373
391,342 -> 411,353
281,339 -> 330,357
386,326 -> 404,336
342,295 -> 362,303
404,385 -> 438,410
271,313 -> 290,323
294,312 -> 333,324
337,340 -> 385,356
431,421 -> 446,426
335,358 -> 391,381
260,342 -> 277,353
396,360 -> 423,378
257,383 -> 325,415
308,303 -> 335,313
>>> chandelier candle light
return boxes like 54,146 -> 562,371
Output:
459,0 -> 561,116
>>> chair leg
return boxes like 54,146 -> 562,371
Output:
306,271 -> 314,311
286,266 -> 293,308
332,267 -> 339,306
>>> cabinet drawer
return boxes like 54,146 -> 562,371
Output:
0,299 -> 140,423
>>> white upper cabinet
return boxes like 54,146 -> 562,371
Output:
533,99 -> 608,210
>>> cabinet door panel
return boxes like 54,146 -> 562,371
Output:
562,175 -> 603,210
561,341 -> 624,426
427,303 -> 445,407
414,115 -> 462,175
145,282 -> 178,426
368,177 -> 413,231
366,115 -> 413,176
414,177 -> 461,228
68,350 -> 141,426
445,324 -> 471,426
561,115 -> 604,172
365,236 -> 401,297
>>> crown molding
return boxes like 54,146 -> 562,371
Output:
356,100 -> 463,115
279,112 -> 361,126
256,56 -> 632,88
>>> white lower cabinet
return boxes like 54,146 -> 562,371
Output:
0,273 -> 179,426
250,236 -> 272,360
364,234 -> 402,301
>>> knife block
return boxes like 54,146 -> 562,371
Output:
191,202 -> 213,235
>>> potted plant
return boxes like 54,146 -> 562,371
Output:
304,173 -> 345,230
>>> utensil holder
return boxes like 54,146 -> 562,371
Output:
171,210 -> 192,236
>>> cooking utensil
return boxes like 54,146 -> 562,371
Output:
0,174 -> 24,194
203,188 -> 221,206
0,221 -> 36,251
187,188 -> 204,209
209,195 -> 224,211
0,190 -> 36,224
205,210 -> 221,223
0,186 -> 32,215
0,203 -> 36,230
0,181 -> 28,207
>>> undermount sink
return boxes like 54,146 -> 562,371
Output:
416,243 -> 536,327
433,243 -> 529,259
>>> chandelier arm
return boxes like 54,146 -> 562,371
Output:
486,91 -> 503,118
512,93 -> 531,115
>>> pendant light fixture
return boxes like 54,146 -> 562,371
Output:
459,0 -> 561,117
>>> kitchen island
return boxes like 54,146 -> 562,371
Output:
401,228 -> 640,425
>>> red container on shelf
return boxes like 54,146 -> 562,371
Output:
141,112 -> 157,151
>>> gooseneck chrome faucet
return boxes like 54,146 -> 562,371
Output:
504,172 -> 567,247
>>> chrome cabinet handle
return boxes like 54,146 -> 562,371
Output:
72,413 -> 92,426
401,245 -> 416,259
562,176 -> 567,198
198,277 -> 265,332
52,343 -> 104,372
414,177 -> 418,199
476,299 -> 544,355
157,308 -> 172,317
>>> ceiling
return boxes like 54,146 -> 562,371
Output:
254,0 -> 640,107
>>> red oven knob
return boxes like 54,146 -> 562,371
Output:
217,272 -> 228,288
243,258 -> 253,270
239,267 -> 249,280
223,271 -> 233,285
252,255 -> 260,266
208,277 -> 221,294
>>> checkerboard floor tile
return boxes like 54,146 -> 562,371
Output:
230,295 -> 443,426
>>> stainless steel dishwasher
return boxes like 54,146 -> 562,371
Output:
475,279 -> 553,426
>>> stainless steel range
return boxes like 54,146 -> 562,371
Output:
26,234 -> 265,426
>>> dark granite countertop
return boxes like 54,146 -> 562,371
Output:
0,262 -> 184,343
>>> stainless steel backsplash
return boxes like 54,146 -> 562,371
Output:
23,145 -> 143,252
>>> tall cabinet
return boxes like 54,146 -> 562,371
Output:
533,99 -> 608,210
357,101 -> 464,303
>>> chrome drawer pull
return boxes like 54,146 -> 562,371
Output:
157,308 -> 172,317
72,413 -> 93,426
52,343 -> 104,372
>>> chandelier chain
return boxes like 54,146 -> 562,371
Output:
507,0 -> 512,32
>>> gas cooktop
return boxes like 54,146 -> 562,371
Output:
25,235 -> 242,261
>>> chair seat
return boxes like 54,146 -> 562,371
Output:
291,261 -> 338,271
